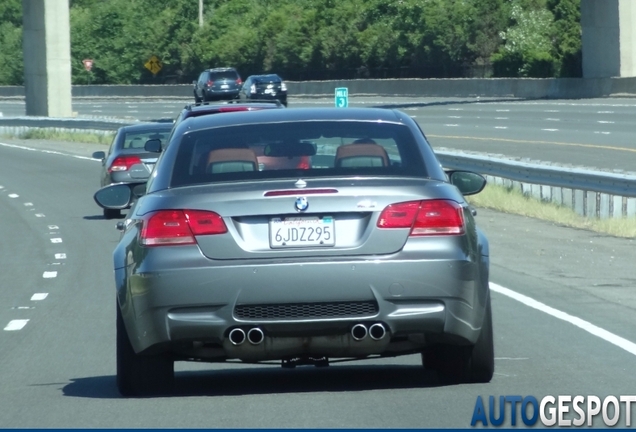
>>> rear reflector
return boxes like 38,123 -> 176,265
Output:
377,200 -> 465,236
264,188 -> 338,197
140,210 -> 227,246
109,155 -> 142,172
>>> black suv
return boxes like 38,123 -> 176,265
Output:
193,67 -> 242,102
239,74 -> 288,106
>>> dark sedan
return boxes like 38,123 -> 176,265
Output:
92,122 -> 173,219
239,74 -> 288,106
95,108 -> 493,396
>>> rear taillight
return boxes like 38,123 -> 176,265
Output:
140,210 -> 227,247
206,80 -> 214,87
281,82 -> 287,91
297,157 -> 310,169
377,200 -> 465,236
108,155 -> 142,172
236,78 -> 242,85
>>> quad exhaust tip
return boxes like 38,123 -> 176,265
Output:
228,328 -> 246,346
369,323 -> 387,341
351,323 -> 368,341
247,327 -> 265,345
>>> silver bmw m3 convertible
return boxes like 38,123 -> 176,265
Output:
95,107 -> 493,396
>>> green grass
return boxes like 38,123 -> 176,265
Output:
467,183 -> 636,238
2,129 -> 114,145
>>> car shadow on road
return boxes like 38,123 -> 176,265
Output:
82,214 -> 126,221
62,364 -> 446,399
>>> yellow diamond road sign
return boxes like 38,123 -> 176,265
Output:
144,55 -> 162,75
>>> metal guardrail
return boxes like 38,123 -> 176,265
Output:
0,116 -> 135,131
436,150 -> 636,198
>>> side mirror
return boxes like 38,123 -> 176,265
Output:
93,183 -> 135,209
144,138 -> 162,153
448,171 -> 486,196
92,151 -> 106,160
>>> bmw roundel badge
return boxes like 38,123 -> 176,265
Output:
295,197 -> 309,212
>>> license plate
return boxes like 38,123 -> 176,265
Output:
221,84 -> 229,89
264,88 -> 273,94
270,216 -> 335,248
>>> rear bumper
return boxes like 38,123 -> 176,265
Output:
119,254 -> 489,358
205,88 -> 240,99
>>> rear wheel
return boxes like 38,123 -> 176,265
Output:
116,302 -> 174,397
423,295 -> 494,383
103,208 -> 121,219
194,90 -> 201,103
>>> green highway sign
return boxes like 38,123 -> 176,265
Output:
335,87 -> 348,108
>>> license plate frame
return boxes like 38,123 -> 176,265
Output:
269,216 -> 335,248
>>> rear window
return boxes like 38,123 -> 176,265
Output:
170,121 -> 427,188
209,71 -> 239,80
121,129 -> 170,150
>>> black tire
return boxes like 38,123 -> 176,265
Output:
423,295 -> 494,383
116,302 -> 174,397
103,208 -> 121,219
194,90 -> 202,103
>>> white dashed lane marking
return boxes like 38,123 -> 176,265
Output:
4,319 -> 29,331
8,193 -> 18,198
598,121 -> 615,124
31,293 -> 48,301
42,271 -> 57,278
50,238 -> 62,243
24,202 -> 33,206
542,129 -> 559,132
54,253 -> 67,259
48,225 -> 59,230
494,127 -> 508,129
445,124 -> 459,127
35,214 -> 45,218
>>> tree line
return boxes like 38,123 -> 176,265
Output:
0,0 -> 581,86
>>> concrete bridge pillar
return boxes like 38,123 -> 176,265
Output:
21,0 -> 72,117
582,0 -> 636,78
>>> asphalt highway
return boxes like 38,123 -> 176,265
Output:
2,95 -> 636,173
0,136 -> 635,427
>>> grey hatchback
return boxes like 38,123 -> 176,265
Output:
193,67 -> 242,102
95,108 -> 494,396
92,122 -> 172,219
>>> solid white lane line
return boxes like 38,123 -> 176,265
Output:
490,282 -> 636,356
445,124 -> 459,127
448,116 -> 462,118
8,193 -> 18,198
50,238 -> 62,243
0,142 -> 100,162
598,120 -> 615,124
4,319 -> 29,331
54,253 -> 67,259
598,111 -> 614,114
544,110 -> 560,112
545,118 -> 560,121
542,129 -> 559,132
496,109 -> 510,112
494,117 -> 509,120
31,293 -> 48,301
42,271 -> 57,278
594,131 -> 611,135
494,126 -> 508,129
449,108 -> 463,111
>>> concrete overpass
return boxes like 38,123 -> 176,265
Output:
20,0 -> 636,117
